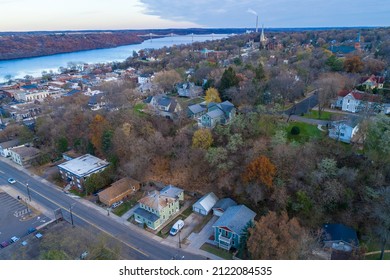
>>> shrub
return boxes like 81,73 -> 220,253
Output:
290,126 -> 301,135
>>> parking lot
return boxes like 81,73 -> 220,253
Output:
0,190 -> 48,248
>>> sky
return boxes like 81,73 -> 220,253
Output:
1,0 -> 390,32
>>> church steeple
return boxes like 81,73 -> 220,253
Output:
260,24 -> 267,48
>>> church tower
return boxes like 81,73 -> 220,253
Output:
260,24 -> 267,49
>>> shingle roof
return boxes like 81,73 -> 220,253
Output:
157,96 -> 172,107
193,192 -> 218,213
212,205 -> 256,235
0,139 -> 20,149
134,207 -> 160,223
138,190 -> 175,211
98,178 -> 138,203
213,198 -> 237,212
206,108 -> 224,119
188,104 -> 206,114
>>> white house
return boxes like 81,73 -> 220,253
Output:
341,90 -> 382,113
328,119 -> 360,144
192,192 -> 218,216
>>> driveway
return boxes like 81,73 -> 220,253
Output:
187,215 -> 218,249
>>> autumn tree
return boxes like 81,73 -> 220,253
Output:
192,129 -> 213,150
243,155 -> 277,188
205,87 -> 221,103
89,114 -> 110,156
344,55 -> 364,73
153,69 -> 181,93
247,211 -> 311,259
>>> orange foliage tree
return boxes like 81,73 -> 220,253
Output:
243,155 -> 276,188
89,114 -> 109,155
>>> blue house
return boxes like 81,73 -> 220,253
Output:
212,205 -> 256,250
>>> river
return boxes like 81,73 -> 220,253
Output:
0,34 -> 228,83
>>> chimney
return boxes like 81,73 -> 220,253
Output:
256,15 -> 258,33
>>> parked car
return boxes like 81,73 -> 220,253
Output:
7,178 -> 16,184
10,236 -> 19,243
169,219 -> 184,236
111,201 -> 123,209
27,227 -> 36,234
0,241 -> 10,248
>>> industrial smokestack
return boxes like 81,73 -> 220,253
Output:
256,15 -> 258,33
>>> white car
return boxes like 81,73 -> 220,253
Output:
7,178 -> 16,184
111,201 -> 123,209
10,236 -> 19,243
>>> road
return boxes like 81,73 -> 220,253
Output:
284,91 -> 318,116
0,159 -> 205,260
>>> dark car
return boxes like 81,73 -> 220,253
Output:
0,241 -> 10,248
27,227 -> 36,234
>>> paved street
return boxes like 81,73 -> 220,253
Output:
0,157 -> 207,260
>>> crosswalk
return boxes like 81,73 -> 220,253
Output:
0,192 -> 30,218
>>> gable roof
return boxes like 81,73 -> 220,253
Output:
213,198 -> 237,212
322,223 -> 359,247
212,205 -> 256,235
193,192 -> 218,213
98,177 -> 136,203
346,90 -> 382,102
206,108 -> 224,119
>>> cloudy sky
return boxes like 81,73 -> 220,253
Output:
1,0 -> 389,31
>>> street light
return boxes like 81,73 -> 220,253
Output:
26,183 -> 31,202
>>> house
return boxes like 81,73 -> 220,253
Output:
199,101 -> 236,128
360,75 -> 385,89
212,205 -> 256,250
88,93 -> 105,111
212,198 -> 237,217
340,90 -> 382,113
0,139 -> 20,157
187,103 -> 207,119
192,192 -> 218,216
176,82 -> 203,98
98,177 -> 141,206
145,95 -> 182,119
8,145 -> 41,167
133,185 -> 184,230
57,154 -> 110,190
322,223 -> 359,252
328,118 -> 360,144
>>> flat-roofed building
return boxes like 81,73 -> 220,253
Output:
57,154 -> 109,189
8,145 -> 41,167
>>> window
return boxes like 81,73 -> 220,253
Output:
340,133 -> 345,137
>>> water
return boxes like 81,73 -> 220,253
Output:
0,34 -> 227,83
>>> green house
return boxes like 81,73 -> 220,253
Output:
212,205 -> 256,250
134,185 -> 183,230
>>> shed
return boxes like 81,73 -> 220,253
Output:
192,192 -> 218,216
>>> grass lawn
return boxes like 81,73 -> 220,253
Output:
133,103 -> 147,116
200,243 -> 233,260
112,200 -> 136,216
286,122 -> 324,143
69,189 -> 86,197
364,252 -> 390,260
304,110 -> 332,120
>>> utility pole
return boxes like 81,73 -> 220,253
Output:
178,229 -> 181,248
69,203 -> 76,227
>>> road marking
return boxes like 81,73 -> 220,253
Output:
20,183 -> 149,257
